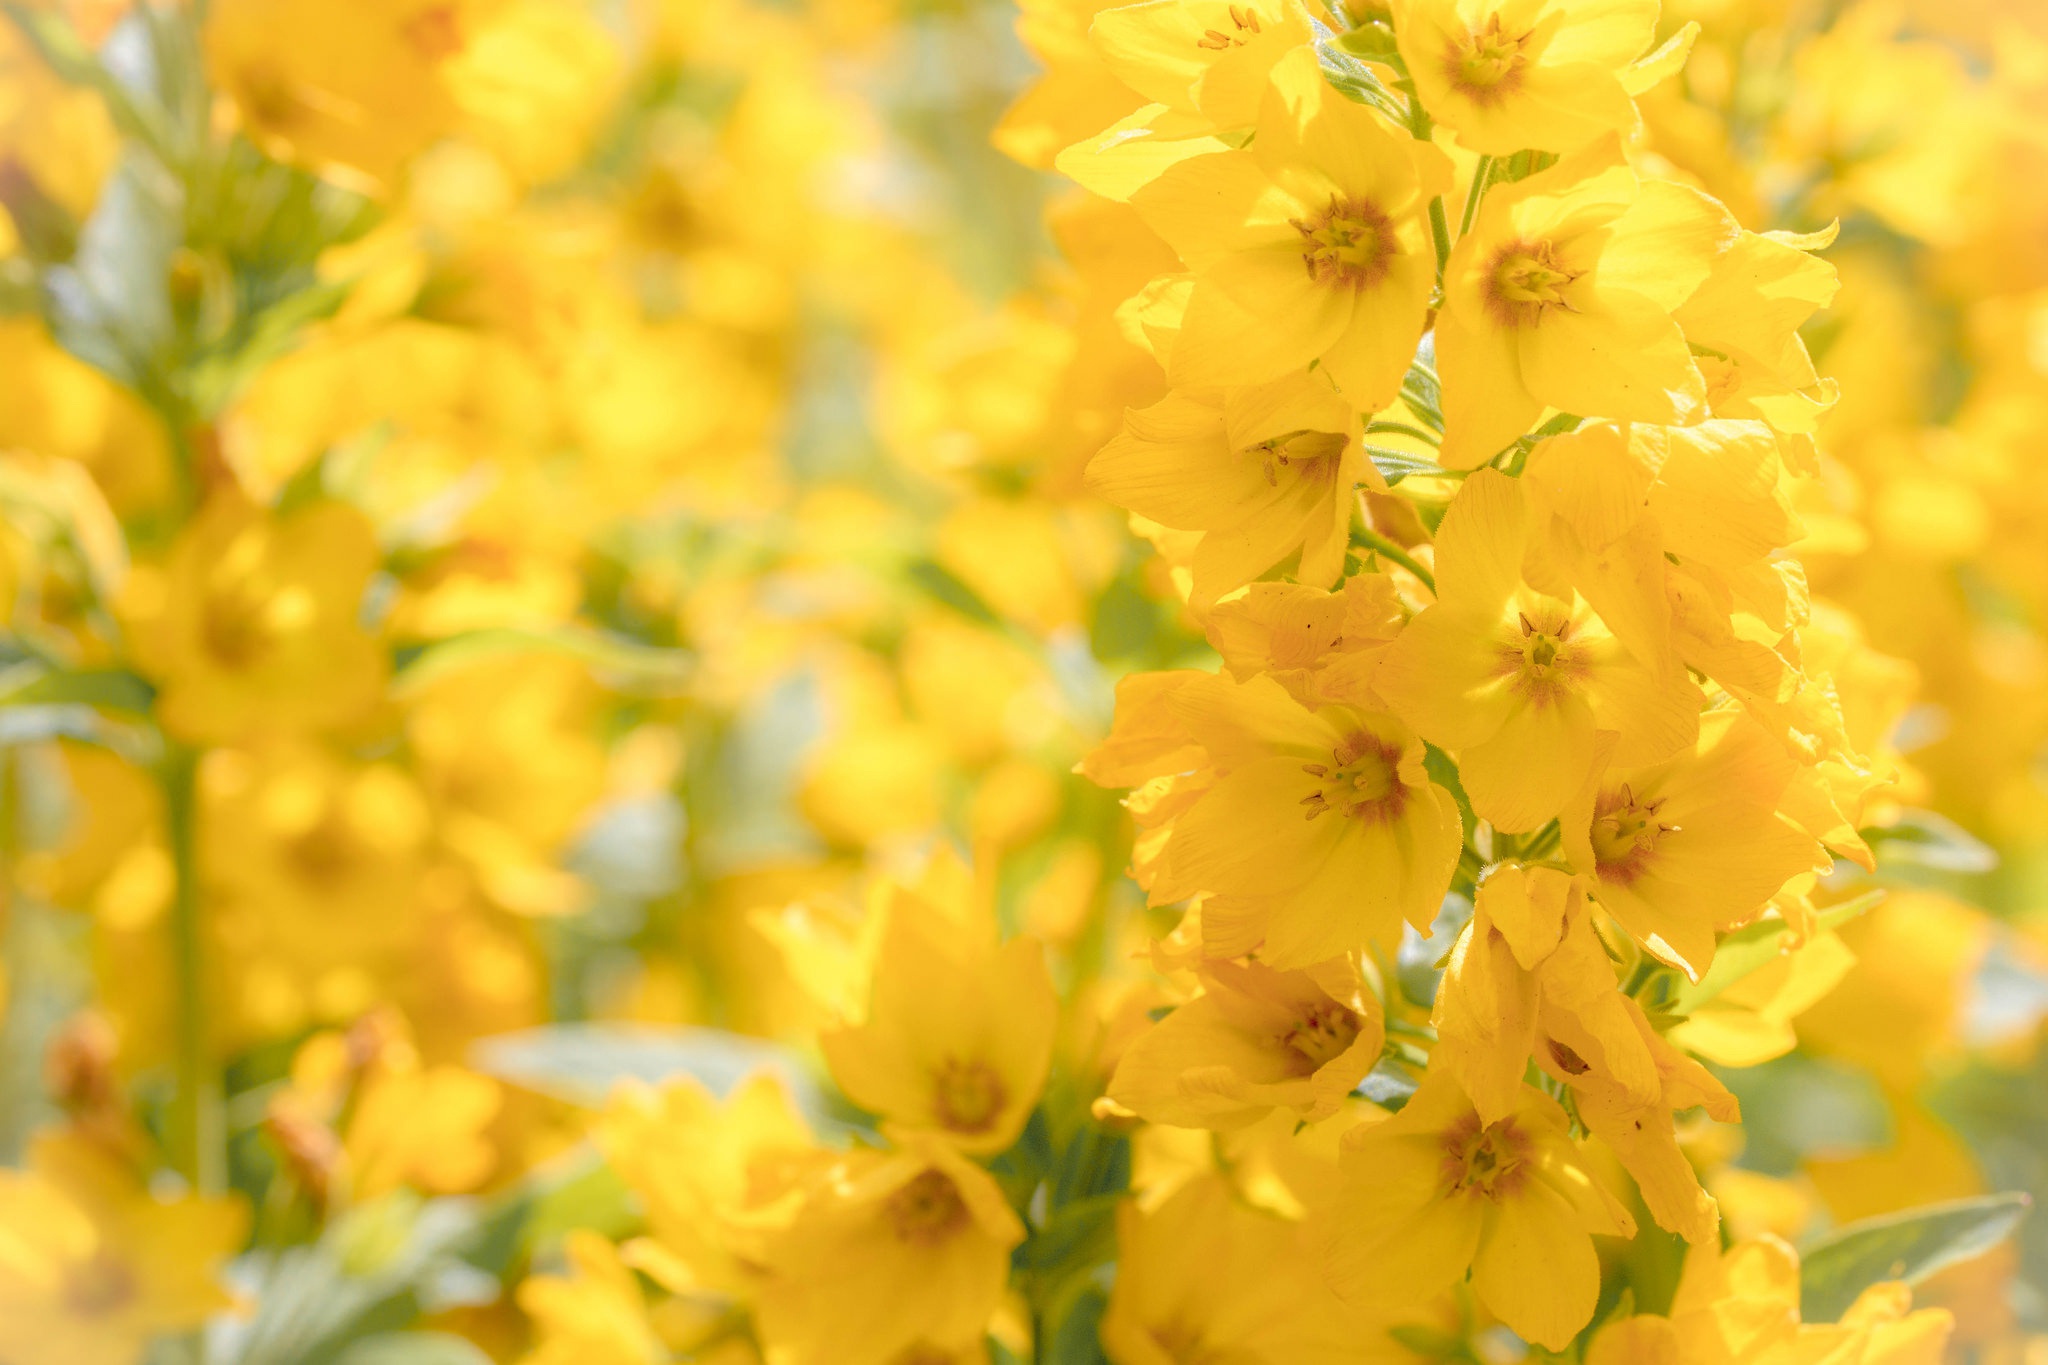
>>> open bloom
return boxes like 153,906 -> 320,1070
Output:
1107,952 -> 1385,1129
1434,139 -> 1734,466
1393,0 -> 1664,155
820,901 -> 1056,1155
598,1072 -> 821,1301
1142,671 -> 1463,967
1375,469 -> 1701,832
1090,0 -> 1314,130
1132,46 -> 1450,406
1086,371 -> 1366,603
1564,704 -> 1827,977
755,1141 -> 1025,1365
1431,862 -> 1736,1245
1103,1173 -> 1414,1364
1325,1071 -> 1635,1350
126,495 -> 386,744
0,1134 -> 246,1365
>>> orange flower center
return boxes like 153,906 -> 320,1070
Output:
1292,196 -> 1397,292
1447,13 -> 1534,104
199,586 -> 281,669
63,1248 -> 138,1318
1485,240 -> 1578,327
1281,999 -> 1363,1071
1589,783 -> 1675,885
886,1168 -> 971,1246
1243,429 -> 1347,488
1441,1112 -> 1532,1200
1299,730 -> 1406,823
1195,3 -> 1263,49
930,1056 -> 1007,1136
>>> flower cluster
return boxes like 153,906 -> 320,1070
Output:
1053,0 -> 1939,1351
0,0 -> 2046,1363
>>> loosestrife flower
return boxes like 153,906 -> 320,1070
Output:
1131,46 -> 1451,406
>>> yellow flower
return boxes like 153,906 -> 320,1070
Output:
1435,139 -> 1733,467
599,1072 -> 821,1300
516,1231 -> 666,1365
404,652 -> 606,916
995,0 -> 1153,171
1101,1172 -> 1413,1363
1432,862 -> 1736,1244
204,0 -> 469,191
1201,573 -> 1406,708
1131,46 -> 1451,406
1676,226 -> 1840,434
1375,468 -> 1702,832
820,903 -> 1057,1156
1107,952 -> 1385,1129
342,1057 -> 502,1198
1057,0 -> 1315,199
0,1133 -> 246,1365
1392,0 -> 1662,155
1563,705 -> 1827,977
125,495 -> 386,744
1584,1237 -> 1954,1365
1090,0 -> 1314,130
1139,670 -> 1463,966
1324,1069 -> 1635,1350
754,1140 -> 1024,1365
275,1024 -> 503,1200
1085,372 -> 1368,603
1668,922 -> 1856,1067
200,743 -> 430,1044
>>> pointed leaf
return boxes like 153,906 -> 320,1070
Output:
1799,1192 -> 2031,1322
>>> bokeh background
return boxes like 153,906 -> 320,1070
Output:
3,0 -> 2048,1359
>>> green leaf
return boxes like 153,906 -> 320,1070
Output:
0,703 -> 114,747
228,1196 -> 493,1365
1713,1053 -> 1889,1176
1366,445 -> 1449,485
1798,1193 -> 2032,1323
0,665 -> 156,716
392,626 -> 692,696
332,1334 -> 492,1365
1399,360 -> 1444,432
43,155 -> 180,393
1043,1284 -> 1112,1365
1669,890 -> 1884,1017
470,1022 -> 822,1115
1314,42 -> 1406,121
1861,810 -> 1997,875
907,557 -> 1001,627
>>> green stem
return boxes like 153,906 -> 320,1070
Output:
1364,419 -> 1441,446
1352,493 -> 1436,593
162,741 -> 223,1198
1458,154 -> 1494,239
1428,195 -> 1451,278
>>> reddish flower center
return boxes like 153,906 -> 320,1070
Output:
1589,783 -> 1676,885
886,1168 -> 971,1246
1293,196 -> 1397,292
1300,730 -> 1407,824
1441,1112 -> 1533,1200
1485,239 -> 1579,327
